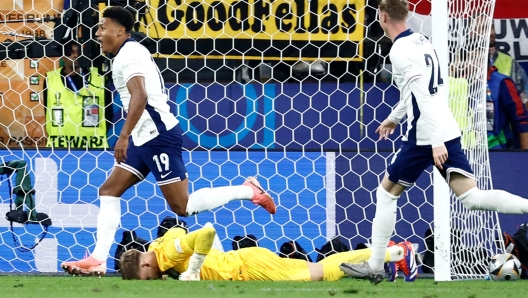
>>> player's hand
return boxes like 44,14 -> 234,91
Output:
114,135 -> 129,164
375,119 -> 398,140
432,145 -> 448,170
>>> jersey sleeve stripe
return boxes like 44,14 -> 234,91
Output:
405,74 -> 422,85
124,72 -> 145,84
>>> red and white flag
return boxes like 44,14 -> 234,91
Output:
407,0 -> 528,61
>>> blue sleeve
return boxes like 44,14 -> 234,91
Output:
499,78 -> 528,133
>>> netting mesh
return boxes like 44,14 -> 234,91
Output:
0,0 -> 501,279
447,0 -> 503,279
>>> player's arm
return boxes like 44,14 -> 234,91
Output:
408,78 -> 444,147
122,76 -> 147,137
388,101 -> 406,124
178,225 -> 216,280
408,78 -> 449,167
499,78 -> 528,149
387,49 -> 410,125
114,61 -> 147,163
376,51 -> 408,140
377,101 -> 406,140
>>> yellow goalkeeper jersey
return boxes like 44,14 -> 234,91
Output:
148,228 -> 246,281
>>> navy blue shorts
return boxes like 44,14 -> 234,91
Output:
116,124 -> 188,185
386,137 -> 474,187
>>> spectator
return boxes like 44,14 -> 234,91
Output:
43,41 -> 112,149
489,23 -> 528,109
447,55 -> 477,149
487,65 -> 528,149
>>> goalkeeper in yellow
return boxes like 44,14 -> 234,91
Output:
119,224 -> 413,281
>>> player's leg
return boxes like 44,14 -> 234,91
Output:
61,141 -> 147,276
321,246 -> 405,281
162,176 -> 276,216
442,138 -> 528,214
343,144 -> 431,284
151,125 -> 276,216
158,168 -> 278,217
61,167 -> 140,275
237,247 -> 313,281
186,176 -> 276,214
450,174 -> 528,213
179,224 -> 217,281
369,144 -> 432,271
320,246 -> 404,265
238,247 -> 402,282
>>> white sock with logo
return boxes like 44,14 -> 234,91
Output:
368,186 -> 400,271
92,195 -> 121,262
185,186 -> 253,215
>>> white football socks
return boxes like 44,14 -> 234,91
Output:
92,195 -> 121,262
457,186 -> 528,214
185,185 -> 253,215
368,186 -> 400,271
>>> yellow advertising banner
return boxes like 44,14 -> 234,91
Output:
0,0 -> 63,148
138,0 -> 366,61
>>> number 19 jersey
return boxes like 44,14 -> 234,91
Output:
112,39 -> 178,146
390,29 -> 461,146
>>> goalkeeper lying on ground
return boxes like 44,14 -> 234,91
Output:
119,225 -> 414,281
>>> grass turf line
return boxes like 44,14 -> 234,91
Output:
1,276 -> 526,298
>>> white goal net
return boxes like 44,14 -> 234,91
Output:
447,0 -> 503,279
0,0 -> 502,280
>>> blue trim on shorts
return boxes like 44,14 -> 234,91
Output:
387,137 -> 473,186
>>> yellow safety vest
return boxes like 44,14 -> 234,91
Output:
448,76 -> 476,149
45,67 -> 108,148
493,52 -> 513,77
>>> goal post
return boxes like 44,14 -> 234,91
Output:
431,0 -> 452,282
413,0 -> 503,280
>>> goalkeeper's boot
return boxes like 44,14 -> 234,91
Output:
61,255 -> 106,277
340,261 -> 385,285
384,241 -> 398,282
244,177 -> 276,214
396,241 -> 418,282
179,271 -> 200,281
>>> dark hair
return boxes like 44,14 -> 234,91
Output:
64,40 -> 81,56
379,0 -> 409,22
102,6 -> 135,33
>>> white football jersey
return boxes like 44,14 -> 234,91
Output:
388,30 -> 461,147
112,39 -> 178,146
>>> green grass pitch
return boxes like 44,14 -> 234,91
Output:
1,276 -> 525,298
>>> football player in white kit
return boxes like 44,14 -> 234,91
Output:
340,0 -> 528,284
61,6 -> 276,277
